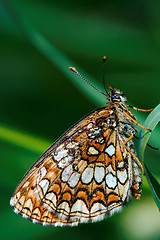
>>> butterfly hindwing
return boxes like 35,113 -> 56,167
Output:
10,104 -> 142,226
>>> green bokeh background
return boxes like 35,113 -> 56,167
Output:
0,0 -> 160,240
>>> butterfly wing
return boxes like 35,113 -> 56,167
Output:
10,106 -> 141,226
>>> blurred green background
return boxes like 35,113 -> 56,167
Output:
0,0 -> 160,239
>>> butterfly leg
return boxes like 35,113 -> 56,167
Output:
123,133 -> 135,145
122,134 -> 145,175
127,105 -> 153,112
122,110 -> 152,132
120,101 -> 153,112
115,102 -> 152,131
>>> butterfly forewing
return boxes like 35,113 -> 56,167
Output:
10,103 -> 142,226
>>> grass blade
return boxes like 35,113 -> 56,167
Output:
139,104 -> 160,210
0,123 -> 51,153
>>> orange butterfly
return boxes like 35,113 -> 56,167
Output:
10,57 -> 152,226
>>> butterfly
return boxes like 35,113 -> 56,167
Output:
10,57 -> 152,226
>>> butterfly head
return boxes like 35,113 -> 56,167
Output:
108,86 -> 128,103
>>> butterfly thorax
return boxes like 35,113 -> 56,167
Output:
104,86 -> 137,136
101,105 -> 137,138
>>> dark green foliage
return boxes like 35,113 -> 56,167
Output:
0,1 -> 160,240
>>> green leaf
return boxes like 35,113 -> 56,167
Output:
0,123 -> 51,153
139,104 -> 160,211
144,163 -> 160,211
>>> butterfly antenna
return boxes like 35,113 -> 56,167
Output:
69,67 -> 106,96
103,56 -> 109,95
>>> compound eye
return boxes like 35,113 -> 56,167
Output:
112,94 -> 120,100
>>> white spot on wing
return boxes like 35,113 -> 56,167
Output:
87,123 -> 93,129
40,167 -> 47,179
10,197 -> 14,207
117,169 -> 127,184
88,146 -> 99,155
71,222 -> 79,226
32,219 -> 38,224
19,196 -> 25,206
22,213 -> 28,219
106,164 -> 115,175
24,198 -> 33,211
39,179 -> 49,195
58,155 -> 73,168
71,199 -> 89,214
32,207 -> 40,216
117,161 -> 124,168
91,127 -> 100,133
81,167 -> 93,184
61,164 -> 73,182
95,166 -> 105,183
45,192 -> 57,206
90,202 -> 106,214
43,203 -> 54,212
105,173 -> 117,189
54,149 -> 68,161
54,222 -> 64,227
68,172 -> 80,188
13,208 -> 19,214
16,191 -> 21,199
57,201 -> 70,213
105,144 -> 115,156
66,141 -> 79,149
23,181 -> 30,188
10,191 -> 20,206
